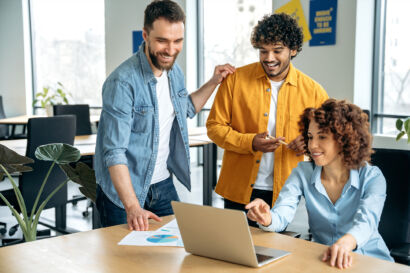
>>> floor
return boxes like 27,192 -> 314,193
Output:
0,158 -> 310,244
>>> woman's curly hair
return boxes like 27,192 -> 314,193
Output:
298,99 -> 373,169
251,13 -> 303,59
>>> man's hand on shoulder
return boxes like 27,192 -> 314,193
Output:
209,63 -> 236,86
252,132 -> 285,153
125,204 -> 162,231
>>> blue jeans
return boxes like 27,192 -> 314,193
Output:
96,176 -> 179,227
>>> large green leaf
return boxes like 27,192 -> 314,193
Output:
60,162 -> 96,202
35,143 -> 80,164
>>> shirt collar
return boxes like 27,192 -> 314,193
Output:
137,42 -> 175,84
310,164 -> 360,190
254,62 -> 297,87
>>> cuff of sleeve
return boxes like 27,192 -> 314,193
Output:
244,133 -> 257,155
104,151 -> 128,168
187,95 -> 196,118
257,212 -> 276,232
346,228 -> 366,249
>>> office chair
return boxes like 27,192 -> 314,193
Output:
53,104 -> 93,216
372,148 -> 410,265
0,115 -> 76,244
53,104 -> 92,136
0,96 -> 9,140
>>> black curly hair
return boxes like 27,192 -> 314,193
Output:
251,13 -> 303,58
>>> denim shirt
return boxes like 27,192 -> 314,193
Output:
259,161 -> 393,262
94,42 -> 196,208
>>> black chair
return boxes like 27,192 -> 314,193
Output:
372,148 -> 410,265
0,115 -> 76,244
53,104 -> 92,136
0,96 -> 9,140
53,104 -> 93,215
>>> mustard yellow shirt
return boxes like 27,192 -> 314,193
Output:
206,62 -> 328,205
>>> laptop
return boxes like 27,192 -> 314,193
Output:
171,201 -> 290,268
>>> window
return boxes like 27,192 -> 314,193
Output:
200,0 -> 273,109
30,0 -> 105,110
373,0 -> 410,135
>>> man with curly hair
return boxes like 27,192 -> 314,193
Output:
206,13 -> 328,226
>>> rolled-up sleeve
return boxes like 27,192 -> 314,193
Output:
347,168 -> 387,248
259,167 -> 304,232
187,95 -> 196,119
100,79 -> 134,168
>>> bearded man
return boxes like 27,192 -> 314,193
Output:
95,0 -> 234,230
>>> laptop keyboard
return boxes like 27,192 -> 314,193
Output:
256,253 -> 274,263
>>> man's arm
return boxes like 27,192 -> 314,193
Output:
190,64 -> 235,113
108,165 -> 161,231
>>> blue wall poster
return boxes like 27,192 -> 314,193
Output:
132,30 -> 144,53
309,0 -> 337,46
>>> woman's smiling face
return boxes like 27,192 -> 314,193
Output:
307,120 -> 342,167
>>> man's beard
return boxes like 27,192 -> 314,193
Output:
148,44 -> 178,71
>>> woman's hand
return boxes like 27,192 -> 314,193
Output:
245,198 -> 272,227
322,234 -> 357,269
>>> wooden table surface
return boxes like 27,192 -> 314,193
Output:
0,216 -> 406,273
0,114 -> 100,125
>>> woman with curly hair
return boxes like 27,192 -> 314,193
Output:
246,99 -> 393,268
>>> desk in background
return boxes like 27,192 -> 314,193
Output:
0,115 -> 100,138
0,127 -> 217,207
0,216 -> 406,273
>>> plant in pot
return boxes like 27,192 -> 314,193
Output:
32,82 -> 70,116
396,117 -> 410,144
0,143 -> 96,242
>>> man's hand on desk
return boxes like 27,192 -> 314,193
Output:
245,198 -> 272,227
125,204 -> 162,231
322,234 -> 356,269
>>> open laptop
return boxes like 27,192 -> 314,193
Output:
171,201 -> 290,268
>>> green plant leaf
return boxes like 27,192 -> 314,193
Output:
60,162 -> 96,202
396,119 -> 403,131
35,143 -> 81,164
396,131 -> 405,141
404,118 -> 410,133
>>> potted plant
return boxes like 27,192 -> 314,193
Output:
32,82 -> 70,116
396,117 -> 410,144
0,143 -> 96,242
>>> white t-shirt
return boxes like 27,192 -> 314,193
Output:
253,80 -> 284,191
151,71 -> 176,184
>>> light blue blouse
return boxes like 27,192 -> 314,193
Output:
260,161 -> 393,262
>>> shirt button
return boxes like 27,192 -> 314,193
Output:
256,160 -> 260,163
264,113 -> 268,117
250,184 -> 254,188
266,88 -> 270,92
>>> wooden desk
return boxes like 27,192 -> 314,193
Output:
0,115 -> 100,138
0,216 -> 406,273
0,129 -> 217,206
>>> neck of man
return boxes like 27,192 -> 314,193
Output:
144,44 -> 163,77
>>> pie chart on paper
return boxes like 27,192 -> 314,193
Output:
146,234 -> 179,244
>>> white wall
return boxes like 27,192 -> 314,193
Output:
0,0 -> 28,117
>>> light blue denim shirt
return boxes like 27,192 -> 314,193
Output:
94,42 -> 196,208
260,161 -> 393,262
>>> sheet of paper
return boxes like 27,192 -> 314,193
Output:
118,219 -> 183,247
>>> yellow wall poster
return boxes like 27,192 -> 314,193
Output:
275,0 -> 312,43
